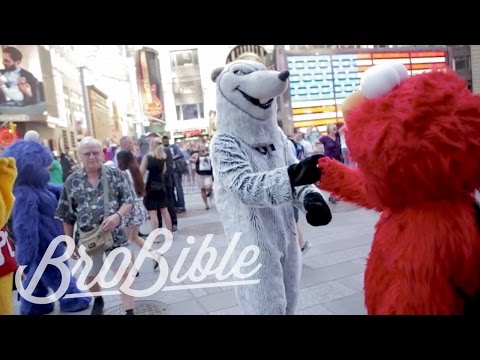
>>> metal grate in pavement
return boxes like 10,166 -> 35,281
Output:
104,300 -> 168,315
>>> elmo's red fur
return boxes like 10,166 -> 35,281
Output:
317,70 -> 480,314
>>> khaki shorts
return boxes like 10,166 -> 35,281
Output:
87,245 -> 133,277
196,175 -> 213,189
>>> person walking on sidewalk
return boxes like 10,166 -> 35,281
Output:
56,137 -> 135,315
281,121 -> 311,255
162,136 -> 186,214
140,138 -> 172,236
320,124 -> 344,204
189,145 -> 213,210
117,150 -> 161,271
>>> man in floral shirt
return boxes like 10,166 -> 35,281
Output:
56,137 -> 134,315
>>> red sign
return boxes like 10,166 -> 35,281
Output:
0,128 -> 18,147
183,129 -> 202,138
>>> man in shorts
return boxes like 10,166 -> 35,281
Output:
56,137 -> 135,315
189,145 -> 213,210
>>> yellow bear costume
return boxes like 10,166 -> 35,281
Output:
0,157 -> 17,315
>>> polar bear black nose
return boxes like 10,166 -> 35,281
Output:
278,70 -> 290,81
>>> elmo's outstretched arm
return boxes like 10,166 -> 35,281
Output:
317,157 -> 380,211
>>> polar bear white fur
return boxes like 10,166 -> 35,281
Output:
210,60 -> 325,315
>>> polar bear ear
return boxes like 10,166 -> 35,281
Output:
360,63 -> 409,99
211,67 -> 224,83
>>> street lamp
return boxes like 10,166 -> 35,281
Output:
78,66 -> 94,137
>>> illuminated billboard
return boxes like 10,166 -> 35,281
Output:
287,49 -> 448,129
136,48 -> 164,122
0,45 -> 49,121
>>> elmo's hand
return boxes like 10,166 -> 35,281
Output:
317,156 -> 333,171
303,192 -> 332,226
315,156 -> 334,187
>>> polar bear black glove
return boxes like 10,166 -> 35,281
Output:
303,192 -> 332,226
287,154 -> 324,188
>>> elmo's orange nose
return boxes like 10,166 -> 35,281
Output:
342,91 -> 366,119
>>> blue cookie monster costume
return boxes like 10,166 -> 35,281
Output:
3,140 -> 91,315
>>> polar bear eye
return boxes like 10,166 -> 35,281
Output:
234,70 -> 247,76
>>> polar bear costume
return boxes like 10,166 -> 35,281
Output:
210,60 -> 332,315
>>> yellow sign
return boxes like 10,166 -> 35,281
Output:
293,118 -> 344,128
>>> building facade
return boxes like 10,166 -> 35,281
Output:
151,45 -> 236,141
0,45 -> 80,155
275,45 -> 457,135
468,45 -> 480,93
87,85 -> 114,143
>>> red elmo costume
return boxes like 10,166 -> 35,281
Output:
317,66 -> 480,314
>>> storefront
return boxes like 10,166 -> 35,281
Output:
172,128 -> 209,142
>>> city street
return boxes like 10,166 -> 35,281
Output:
2,44 -> 474,317
12,192 -> 379,315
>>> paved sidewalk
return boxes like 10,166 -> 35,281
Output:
12,192 -> 379,315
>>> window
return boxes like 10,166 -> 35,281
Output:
70,131 -> 76,148
62,130 -> 69,149
182,104 -> 197,120
453,56 -> 471,71
172,77 -> 202,94
176,103 -> 204,120
170,49 -> 199,68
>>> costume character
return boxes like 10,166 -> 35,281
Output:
3,140 -> 91,315
0,157 -> 16,315
210,61 -> 332,314
317,63 -> 480,314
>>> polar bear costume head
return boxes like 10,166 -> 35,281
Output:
212,60 -> 290,146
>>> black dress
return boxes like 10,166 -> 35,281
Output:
144,155 -> 167,210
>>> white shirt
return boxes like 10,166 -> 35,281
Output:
1,68 -> 24,102
300,140 -> 313,155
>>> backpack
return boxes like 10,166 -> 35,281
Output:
289,139 -> 305,160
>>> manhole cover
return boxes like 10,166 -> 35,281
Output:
104,300 -> 168,315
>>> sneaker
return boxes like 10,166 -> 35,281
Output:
301,241 -> 312,255
205,205 -> 210,210
151,250 -> 162,270
172,225 -> 177,232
